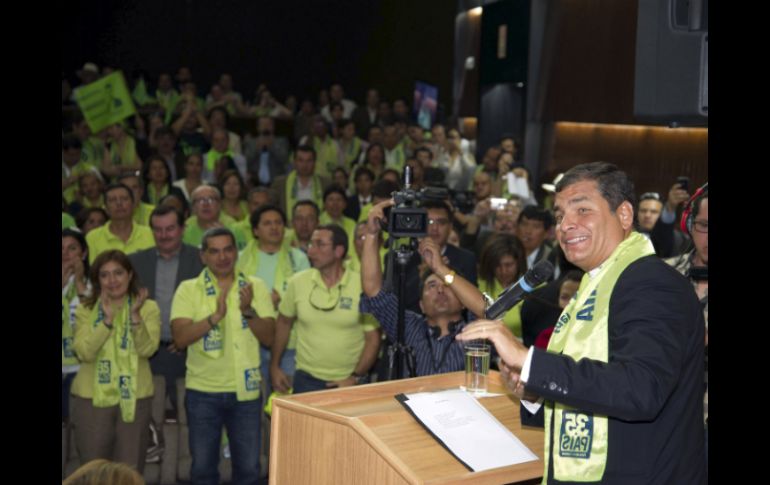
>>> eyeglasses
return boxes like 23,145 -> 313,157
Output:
640,192 -> 661,201
309,283 -> 341,311
193,196 -> 219,205
428,218 -> 450,226
692,220 -> 708,233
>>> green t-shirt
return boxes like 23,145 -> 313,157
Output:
133,202 -> 155,226
183,213 -> 246,249
171,272 -> 276,393
279,268 -> 379,381
86,222 -> 155,264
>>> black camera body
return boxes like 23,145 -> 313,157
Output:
387,183 -> 448,238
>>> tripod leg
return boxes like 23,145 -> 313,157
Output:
386,344 -> 397,381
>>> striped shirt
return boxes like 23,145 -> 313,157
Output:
361,290 -> 471,376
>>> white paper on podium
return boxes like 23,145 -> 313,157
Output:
397,388 -> 538,472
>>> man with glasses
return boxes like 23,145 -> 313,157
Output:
171,227 -> 276,485
270,224 -> 381,394
360,199 -> 482,377
86,183 -> 155,263
391,200 -> 477,314
183,185 -> 247,249
666,184 -> 708,464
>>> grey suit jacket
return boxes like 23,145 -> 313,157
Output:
129,244 -> 205,298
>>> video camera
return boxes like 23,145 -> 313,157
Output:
386,167 -> 448,238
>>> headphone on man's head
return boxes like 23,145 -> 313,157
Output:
680,182 -> 708,235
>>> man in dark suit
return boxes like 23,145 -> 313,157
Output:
244,116 -> 289,187
270,145 -> 330,222
459,162 -> 706,484
389,200 -> 477,315
344,166 -> 375,222
129,205 -> 204,416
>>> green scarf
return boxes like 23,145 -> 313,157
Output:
313,136 -> 339,178
341,137 -> 362,170
198,269 -> 261,401
543,232 -> 654,482
236,241 -> 298,296
285,170 -> 324,223
206,149 -> 234,173
109,137 -> 137,167
91,297 -> 139,422
62,282 -> 79,367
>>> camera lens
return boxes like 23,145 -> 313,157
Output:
397,214 -> 419,229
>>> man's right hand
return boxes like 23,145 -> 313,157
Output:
270,366 -> 291,393
666,183 -> 691,213
366,198 -> 395,235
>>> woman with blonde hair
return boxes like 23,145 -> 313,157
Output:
71,250 -> 160,472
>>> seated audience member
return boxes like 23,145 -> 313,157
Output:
477,233 -> 528,338
287,199 -> 320,253
71,250 -> 160,472
320,185 -> 357,243
244,116 -> 288,188
142,155 -> 186,206
218,169 -> 249,222
203,128 -> 247,183
76,207 -> 109,236
86,183 -> 155,263
101,122 -> 143,180
270,145 -> 330,221
344,166 -> 375,222
69,171 -> 106,217
636,191 -> 664,235
172,153 -> 205,203
116,172 -> 155,227
158,192 -> 191,221
517,205 -> 555,272
183,185 -> 246,248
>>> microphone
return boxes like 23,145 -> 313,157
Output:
485,260 -> 554,320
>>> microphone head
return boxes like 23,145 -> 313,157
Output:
524,260 -> 554,287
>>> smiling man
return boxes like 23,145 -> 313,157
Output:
458,162 -> 706,484
129,205 -> 204,416
271,224 -> 380,394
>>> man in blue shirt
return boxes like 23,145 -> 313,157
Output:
360,199 -> 485,377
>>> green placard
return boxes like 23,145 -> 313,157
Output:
74,71 -> 137,133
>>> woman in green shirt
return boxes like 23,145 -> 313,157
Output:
219,169 -> 249,221
71,250 -> 161,472
478,233 -> 528,338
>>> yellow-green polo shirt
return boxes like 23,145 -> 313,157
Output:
133,202 -> 155,226
86,222 -> 155,264
278,268 -> 379,381
182,213 -> 246,249
171,273 -> 276,393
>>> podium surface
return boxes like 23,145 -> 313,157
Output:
269,371 -> 544,484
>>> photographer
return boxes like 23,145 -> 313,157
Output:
387,199 -> 477,314
360,199 -> 486,377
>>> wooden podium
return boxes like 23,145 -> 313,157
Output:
269,371 -> 544,484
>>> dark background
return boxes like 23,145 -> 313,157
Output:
63,0 -> 456,107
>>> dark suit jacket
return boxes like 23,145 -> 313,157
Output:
344,194 -> 371,222
128,244 -> 205,299
529,256 -> 706,484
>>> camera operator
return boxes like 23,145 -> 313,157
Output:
387,199 -> 477,314
360,199 -> 486,376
